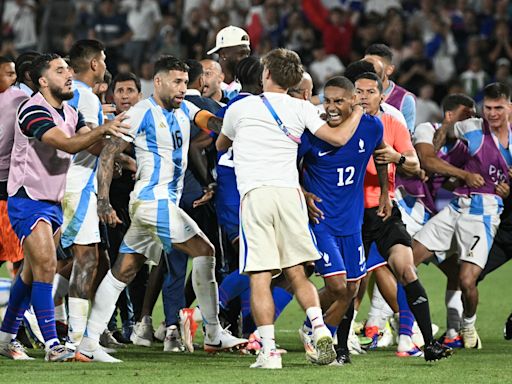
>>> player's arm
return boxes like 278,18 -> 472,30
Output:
194,110 -> 223,135
432,119 -> 457,153
189,131 -> 214,187
373,142 -> 392,221
313,105 -> 364,147
373,144 -> 420,176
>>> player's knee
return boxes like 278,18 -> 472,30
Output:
32,258 -> 57,282
346,281 -> 359,298
459,273 -> 476,293
396,264 -> 417,286
325,276 -> 347,298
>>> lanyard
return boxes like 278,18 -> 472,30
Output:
260,94 -> 301,144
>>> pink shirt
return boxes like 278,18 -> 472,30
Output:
0,87 -> 28,181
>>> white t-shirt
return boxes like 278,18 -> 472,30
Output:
122,0 -> 162,41
222,92 -> 325,197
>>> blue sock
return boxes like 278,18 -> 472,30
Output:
31,281 -> 59,348
304,317 -> 312,330
397,283 -> 414,337
325,322 -> 338,337
272,287 -> 293,320
218,271 -> 250,309
0,276 -> 32,337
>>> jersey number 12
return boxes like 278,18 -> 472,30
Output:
337,166 -> 355,186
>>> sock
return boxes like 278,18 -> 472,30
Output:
192,257 -> 220,340
258,324 -> 276,354
272,287 -> 293,320
0,275 -> 32,338
336,300 -> 354,350
192,307 -> 203,322
82,271 -> 126,350
52,274 -> 69,300
54,303 -> 67,323
31,281 -> 59,350
462,314 -> 476,328
397,283 -> 414,337
325,322 -> 338,337
303,317 -> 312,330
218,270 -> 249,309
67,297 -> 89,345
404,279 -> 433,344
445,290 -> 463,338
367,286 -> 394,329
306,307 -> 325,329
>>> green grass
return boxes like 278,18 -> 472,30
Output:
0,262 -> 511,383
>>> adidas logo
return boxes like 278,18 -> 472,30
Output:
412,296 -> 427,306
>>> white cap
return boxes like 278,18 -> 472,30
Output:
207,26 -> 250,55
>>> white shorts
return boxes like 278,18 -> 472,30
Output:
414,203 -> 500,269
119,199 -> 207,265
239,186 -> 320,275
60,190 -> 100,248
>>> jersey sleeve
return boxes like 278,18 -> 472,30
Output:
221,102 -> 239,141
413,122 -> 435,145
391,117 -> 415,153
121,104 -> 151,143
303,101 -> 326,135
183,100 -> 201,121
76,91 -> 102,127
297,130 -> 313,160
18,105 -> 56,140
454,118 -> 484,156
402,94 -> 416,133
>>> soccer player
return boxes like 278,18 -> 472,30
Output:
413,82 -> 512,349
77,55 -> 246,363
298,76 -> 390,365
201,59 -> 225,104
0,53 -> 128,361
353,72 -> 452,361
216,48 -> 365,369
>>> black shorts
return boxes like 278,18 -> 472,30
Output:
362,203 -> 412,261
478,221 -> 512,283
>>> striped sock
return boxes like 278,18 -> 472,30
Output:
31,281 -> 59,349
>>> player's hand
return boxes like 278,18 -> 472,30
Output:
101,112 -> 130,138
102,103 -> 117,116
464,172 -> 485,188
377,195 -> 392,221
496,182 -> 510,199
508,167 -> 512,179
193,183 -> 216,208
98,198 -> 122,227
374,144 -> 400,164
304,191 -> 324,224
417,168 -> 428,182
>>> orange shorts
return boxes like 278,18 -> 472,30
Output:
0,200 -> 23,263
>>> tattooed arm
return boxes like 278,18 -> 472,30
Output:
97,136 -> 130,227
374,141 -> 392,221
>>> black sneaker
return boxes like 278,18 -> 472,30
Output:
504,313 -> 512,340
424,340 -> 453,362
56,321 -> 68,343
16,326 -> 33,349
330,348 -> 351,366
112,329 -> 131,344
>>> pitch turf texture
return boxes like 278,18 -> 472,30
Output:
1,263 -> 511,384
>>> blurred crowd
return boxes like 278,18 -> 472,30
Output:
3,0 -> 512,122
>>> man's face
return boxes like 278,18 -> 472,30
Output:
93,51 -> 107,83
219,45 -> 250,77
483,97 -> 511,129
155,70 -> 188,110
364,55 -> 391,82
44,58 -> 74,101
201,60 -> 223,98
323,86 -> 354,127
446,104 -> 476,124
113,80 -> 141,112
0,62 -> 16,92
355,78 -> 382,115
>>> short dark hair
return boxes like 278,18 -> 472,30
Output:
0,56 -> 13,65
441,94 -> 475,113
103,70 -> 112,86
69,39 -> 105,73
354,72 -> 383,93
365,43 -> 393,63
483,82 -> 511,101
153,55 -> 189,77
30,53 -> 62,89
15,51 -> 40,83
343,60 -> 376,83
235,56 -> 263,89
111,72 -> 141,93
185,59 -> 204,85
324,76 -> 354,93
261,48 -> 303,89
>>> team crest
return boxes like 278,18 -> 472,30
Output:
359,139 -> 365,153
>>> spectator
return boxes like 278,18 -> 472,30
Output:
139,61 -> 154,99
415,83 -> 442,125
425,16 -> 458,84
309,47 -> 345,92
398,38 -> 435,95
494,58 -> 512,89
488,20 -> 512,73
179,7 -> 209,60
2,0 -> 37,52
460,56 -> 490,101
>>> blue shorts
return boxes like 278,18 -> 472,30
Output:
366,242 -> 388,271
216,203 -> 239,242
7,196 -> 63,243
314,231 -> 367,281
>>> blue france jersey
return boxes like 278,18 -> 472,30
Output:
299,114 -> 384,236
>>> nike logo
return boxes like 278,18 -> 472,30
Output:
16,317 -> 23,321
205,341 -> 222,348
318,150 -> 333,157
79,351 -> 94,360
44,319 -> 54,324
412,296 -> 427,306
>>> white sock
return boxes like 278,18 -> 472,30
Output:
81,270 -> 126,350
462,314 -> 477,328
45,338 -> 60,351
54,303 -> 67,324
52,274 -> 69,300
306,307 -> 325,329
192,307 -> 203,322
0,330 -> 15,343
445,290 -> 463,338
353,309 -> 359,322
67,297 -> 89,345
192,256 -> 220,340
258,325 -> 276,354
397,334 -> 414,352
367,286 -> 393,329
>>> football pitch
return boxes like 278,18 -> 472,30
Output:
0,263 -> 511,384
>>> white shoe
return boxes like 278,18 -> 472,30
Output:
348,327 -> 366,355
411,321 -> 439,348
377,321 -> 394,348
0,339 -> 34,360
130,316 -> 153,347
154,321 -> 166,342
298,326 -> 316,362
23,307 -> 44,345
77,346 -> 122,363
250,351 -> 282,369
461,325 -> 482,349
163,325 -> 185,352
203,327 -> 247,353
312,326 -> 336,365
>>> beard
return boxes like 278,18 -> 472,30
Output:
49,84 -> 74,101
160,94 -> 181,110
